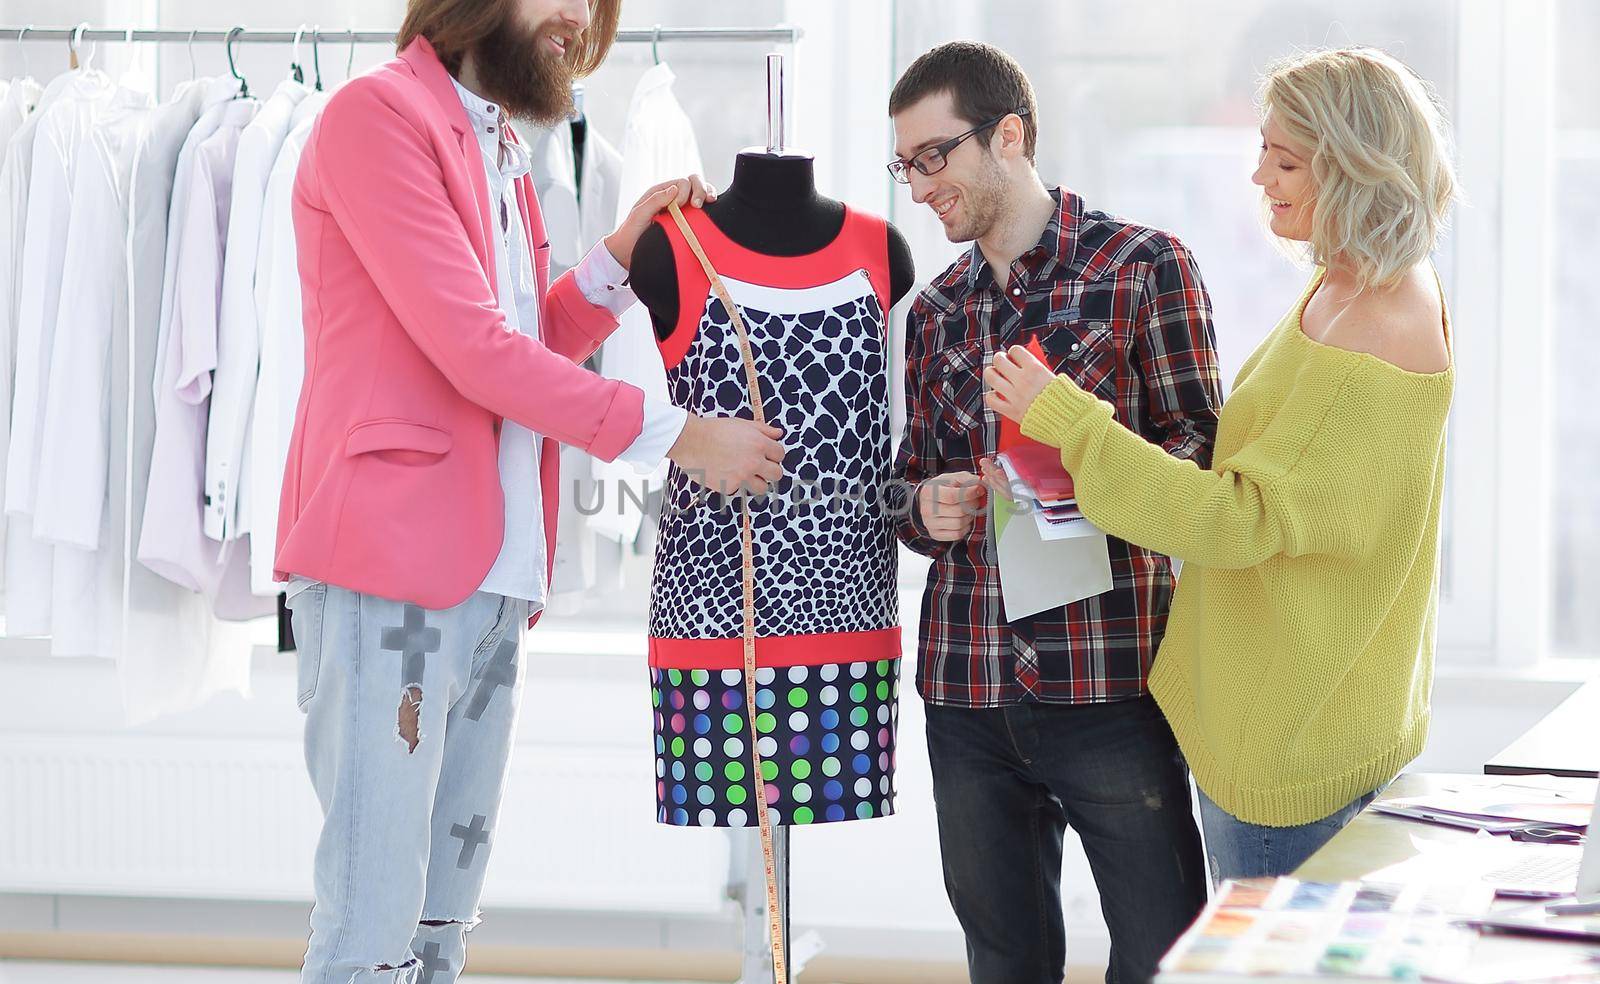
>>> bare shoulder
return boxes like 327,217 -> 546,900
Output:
1322,266 -> 1450,374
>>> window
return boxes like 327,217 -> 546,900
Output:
1551,0 -> 1600,655
889,0 -> 1478,636
890,0 -> 1459,382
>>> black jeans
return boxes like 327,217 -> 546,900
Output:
924,695 -> 1206,984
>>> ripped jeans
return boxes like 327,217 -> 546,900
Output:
288,583 -> 529,984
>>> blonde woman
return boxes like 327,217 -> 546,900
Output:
983,47 -> 1456,880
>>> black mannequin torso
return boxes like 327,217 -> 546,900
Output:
630,151 -> 915,339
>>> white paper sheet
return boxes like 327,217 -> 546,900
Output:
994,496 -> 1113,619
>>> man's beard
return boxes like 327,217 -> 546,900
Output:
946,152 -> 1008,244
472,14 -> 576,125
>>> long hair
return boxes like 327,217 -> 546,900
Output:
397,0 -> 621,78
1261,47 -> 1458,290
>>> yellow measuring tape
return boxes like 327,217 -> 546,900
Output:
665,201 -> 788,983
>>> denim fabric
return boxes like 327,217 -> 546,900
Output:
1197,784 -> 1385,884
924,695 -> 1207,984
290,583 -> 528,984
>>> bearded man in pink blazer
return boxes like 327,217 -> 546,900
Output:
276,1 -> 784,980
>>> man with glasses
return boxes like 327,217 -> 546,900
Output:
885,41 -> 1221,983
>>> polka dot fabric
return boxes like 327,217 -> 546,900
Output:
651,660 -> 901,827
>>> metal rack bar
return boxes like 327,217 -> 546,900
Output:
0,25 -> 802,45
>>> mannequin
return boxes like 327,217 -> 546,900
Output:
632,141 -> 915,984
630,150 -> 915,333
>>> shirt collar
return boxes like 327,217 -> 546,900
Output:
962,186 -> 1081,294
450,74 -> 503,130
449,75 -> 531,183
634,62 -> 677,99
106,81 -> 154,113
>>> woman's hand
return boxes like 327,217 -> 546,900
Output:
604,175 -> 718,270
983,344 -> 1059,425
977,457 -> 1017,504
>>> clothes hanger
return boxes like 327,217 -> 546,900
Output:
187,29 -> 198,82
225,26 -> 249,97
15,26 -> 32,81
120,26 -> 150,90
68,23 -> 91,71
310,26 -> 324,91
345,27 -> 356,82
651,25 -> 662,66
290,25 -> 307,85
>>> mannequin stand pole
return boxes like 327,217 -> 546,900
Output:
735,827 -> 789,983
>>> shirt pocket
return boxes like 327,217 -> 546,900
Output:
926,340 -> 987,438
1037,312 -> 1121,403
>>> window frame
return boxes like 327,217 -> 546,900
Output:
537,0 -> 1583,675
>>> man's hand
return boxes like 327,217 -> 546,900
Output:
977,457 -> 1018,504
604,175 -> 718,270
668,414 -> 785,497
916,472 -> 988,542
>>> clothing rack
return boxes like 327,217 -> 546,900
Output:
5,20 -> 806,980
0,25 -> 804,46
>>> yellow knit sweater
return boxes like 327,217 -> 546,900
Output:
1020,270 -> 1453,827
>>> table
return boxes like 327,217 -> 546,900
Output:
1284,772 -> 1600,982
1293,772 -> 1479,883
1486,680 -> 1600,779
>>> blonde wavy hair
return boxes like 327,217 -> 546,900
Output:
1261,47 -> 1457,290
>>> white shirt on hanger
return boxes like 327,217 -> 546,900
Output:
248,91 -> 327,598
4,69 -> 114,643
591,61 -> 703,545
0,74 -> 46,600
203,77 -> 310,545
522,116 -> 624,606
35,84 -> 154,551
580,126 -> 624,264
138,95 -> 271,624
32,83 -> 155,658
5,70 -> 113,522
0,76 -> 41,152
522,118 -> 624,276
119,75 -> 239,722
524,121 -> 582,277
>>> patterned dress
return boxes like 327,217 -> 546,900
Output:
646,206 -> 901,828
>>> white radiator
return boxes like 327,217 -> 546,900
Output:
0,733 -> 728,914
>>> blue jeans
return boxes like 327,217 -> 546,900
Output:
924,696 -> 1207,984
289,583 -> 530,984
1197,785 -> 1385,884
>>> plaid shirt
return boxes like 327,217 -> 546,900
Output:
889,188 -> 1223,707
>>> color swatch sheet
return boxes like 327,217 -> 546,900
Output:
1157,877 -> 1493,981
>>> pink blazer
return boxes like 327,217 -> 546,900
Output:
276,37 -> 644,619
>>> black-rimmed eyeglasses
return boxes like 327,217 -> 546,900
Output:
887,107 -> 1030,184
